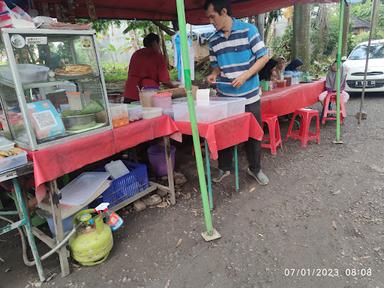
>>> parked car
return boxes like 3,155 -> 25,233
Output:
344,39 -> 384,93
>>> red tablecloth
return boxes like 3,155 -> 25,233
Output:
29,115 -> 178,202
175,112 -> 263,160
261,80 -> 325,116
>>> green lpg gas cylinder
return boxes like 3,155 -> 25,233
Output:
69,209 -> 113,266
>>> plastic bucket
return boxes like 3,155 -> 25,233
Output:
153,92 -> 172,110
147,144 -> 176,177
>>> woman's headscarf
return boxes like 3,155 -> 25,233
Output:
259,58 -> 278,81
285,58 -> 304,72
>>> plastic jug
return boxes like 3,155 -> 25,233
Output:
139,87 -> 158,107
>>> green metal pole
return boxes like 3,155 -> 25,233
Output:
176,0 -> 214,235
335,0 -> 345,143
13,178 -> 45,282
204,139 -> 213,210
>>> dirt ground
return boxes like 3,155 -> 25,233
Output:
1,94 -> 384,288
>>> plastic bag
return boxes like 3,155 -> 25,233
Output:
0,1 -> 34,29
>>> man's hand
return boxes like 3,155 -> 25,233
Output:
207,73 -> 217,84
232,71 -> 250,88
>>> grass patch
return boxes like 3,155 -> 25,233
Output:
102,63 -> 128,82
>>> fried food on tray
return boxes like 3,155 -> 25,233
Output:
55,64 -> 93,75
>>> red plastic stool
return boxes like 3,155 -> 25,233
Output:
261,114 -> 282,155
322,92 -> 347,124
286,108 -> 320,147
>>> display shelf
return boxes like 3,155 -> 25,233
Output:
111,184 -> 158,212
0,29 -> 112,150
37,180 -> 111,220
0,162 -> 33,183
0,78 -> 71,90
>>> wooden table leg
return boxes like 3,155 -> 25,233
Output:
13,178 -> 46,282
164,137 -> 176,205
49,180 -> 70,277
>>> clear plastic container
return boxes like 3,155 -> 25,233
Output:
152,92 -> 172,110
210,97 -> 247,117
127,105 -> 143,121
0,150 -> 27,173
142,107 -> 163,119
139,87 -> 158,107
163,108 -> 174,119
173,101 -> 228,123
110,104 -> 129,128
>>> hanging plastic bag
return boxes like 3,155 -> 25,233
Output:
0,1 -> 34,29
0,1 -> 13,29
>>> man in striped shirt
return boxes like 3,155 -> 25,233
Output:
205,0 -> 269,185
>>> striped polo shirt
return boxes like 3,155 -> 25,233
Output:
209,18 -> 268,103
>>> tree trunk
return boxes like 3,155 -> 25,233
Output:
255,14 -> 265,41
314,5 -> 328,58
157,26 -> 170,68
342,4 -> 350,57
372,0 -> 381,38
292,3 -> 311,71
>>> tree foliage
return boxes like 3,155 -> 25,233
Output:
351,0 -> 384,29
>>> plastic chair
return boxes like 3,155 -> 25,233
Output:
261,114 -> 282,155
322,92 -> 347,124
286,108 -> 320,147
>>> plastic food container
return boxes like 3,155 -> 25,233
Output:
152,92 -> 172,110
276,80 -> 286,88
0,150 -> 27,173
163,108 -> 174,119
142,107 -> 163,119
284,76 -> 292,86
173,101 -> 228,123
210,97 -> 247,118
110,104 -> 129,128
0,64 -> 49,84
127,105 -> 143,121
139,87 -> 158,107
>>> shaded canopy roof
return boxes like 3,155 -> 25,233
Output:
36,0 -> 338,24
351,15 -> 371,29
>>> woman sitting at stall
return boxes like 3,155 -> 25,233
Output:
259,58 -> 278,82
285,58 -> 303,72
319,61 -> 350,103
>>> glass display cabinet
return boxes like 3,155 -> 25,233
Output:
0,28 -> 112,150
